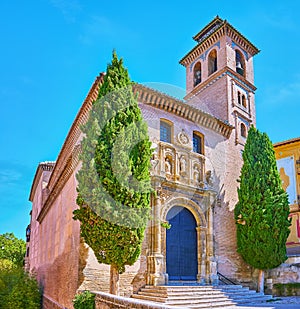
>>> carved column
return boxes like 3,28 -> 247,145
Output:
146,181 -> 166,286
196,226 -> 207,284
205,193 -> 218,284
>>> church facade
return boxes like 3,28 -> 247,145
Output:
26,17 -> 260,308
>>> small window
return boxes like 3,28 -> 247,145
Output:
193,62 -> 202,87
242,95 -> 247,108
208,50 -> 217,76
235,50 -> 245,76
160,120 -> 172,143
237,91 -> 241,105
241,123 -> 247,138
193,132 -> 204,154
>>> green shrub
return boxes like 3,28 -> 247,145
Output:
0,267 -> 41,309
273,283 -> 300,296
73,291 -> 95,309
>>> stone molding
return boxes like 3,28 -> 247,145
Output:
161,196 -> 207,228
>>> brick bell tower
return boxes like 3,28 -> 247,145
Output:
179,17 -> 261,284
180,16 -> 259,144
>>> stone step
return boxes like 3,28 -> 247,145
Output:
140,288 -> 226,296
156,295 -> 230,302
213,285 -> 245,290
144,285 -> 215,290
233,295 -> 273,304
131,294 -> 169,303
133,284 -> 272,308
169,300 -> 235,308
132,293 -> 234,306
218,290 -> 257,296
214,287 -> 250,292
166,298 -> 233,305
138,291 -> 227,298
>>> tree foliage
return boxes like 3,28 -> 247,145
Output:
0,233 -> 25,268
73,290 -> 95,309
0,268 -> 41,309
235,126 -> 291,270
73,51 -> 152,274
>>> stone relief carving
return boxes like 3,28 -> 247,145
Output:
177,130 -> 189,146
165,157 -> 172,174
152,141 -> 205,187
150,152 -> 159,175
205,170 -> 213,186
179,155 -> 187,175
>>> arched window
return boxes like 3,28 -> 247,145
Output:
193,132 -> 204,154
208,49 -> 217,76
160,119 -> 172,143
242,95 -> 247,108
235,50 -> 245,76
241,123 -> 247,138
193,62 -> 202,87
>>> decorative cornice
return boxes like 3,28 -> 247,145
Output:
233,110 -> 252,125
192,16 -> 224,42
180,26 -> 225,67
29,162 -> 55,202
180,18 -> 260,67
133,83 -> 233,138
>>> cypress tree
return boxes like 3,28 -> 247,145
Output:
235,126 -> 291,292
73,51 -> 153,294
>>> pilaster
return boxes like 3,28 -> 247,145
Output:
146,181 -> 167,286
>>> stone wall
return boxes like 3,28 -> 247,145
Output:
266,257 -> 300,294
79,244 -> 148,297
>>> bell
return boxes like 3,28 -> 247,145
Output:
236,61 -> 243,69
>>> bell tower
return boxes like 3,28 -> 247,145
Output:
180,16 -> 259,144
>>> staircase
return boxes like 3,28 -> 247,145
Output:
132,284 -> 273,308
215,285 -> 273,304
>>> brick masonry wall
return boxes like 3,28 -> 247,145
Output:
30,170 -> 82,309
187,75 -> 229,121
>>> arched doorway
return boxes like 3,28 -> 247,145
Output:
166,206 -> 197,280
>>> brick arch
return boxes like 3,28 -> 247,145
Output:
161,196 -> 207,228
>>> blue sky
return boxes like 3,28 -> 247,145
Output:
0,1 -> 299,239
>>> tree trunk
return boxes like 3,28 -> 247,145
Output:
110,264 -> 119,295
258,269 -> 264,293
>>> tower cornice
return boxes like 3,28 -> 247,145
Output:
180,18 -> 260,67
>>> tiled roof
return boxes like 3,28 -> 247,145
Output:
274,137 -> 300,147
